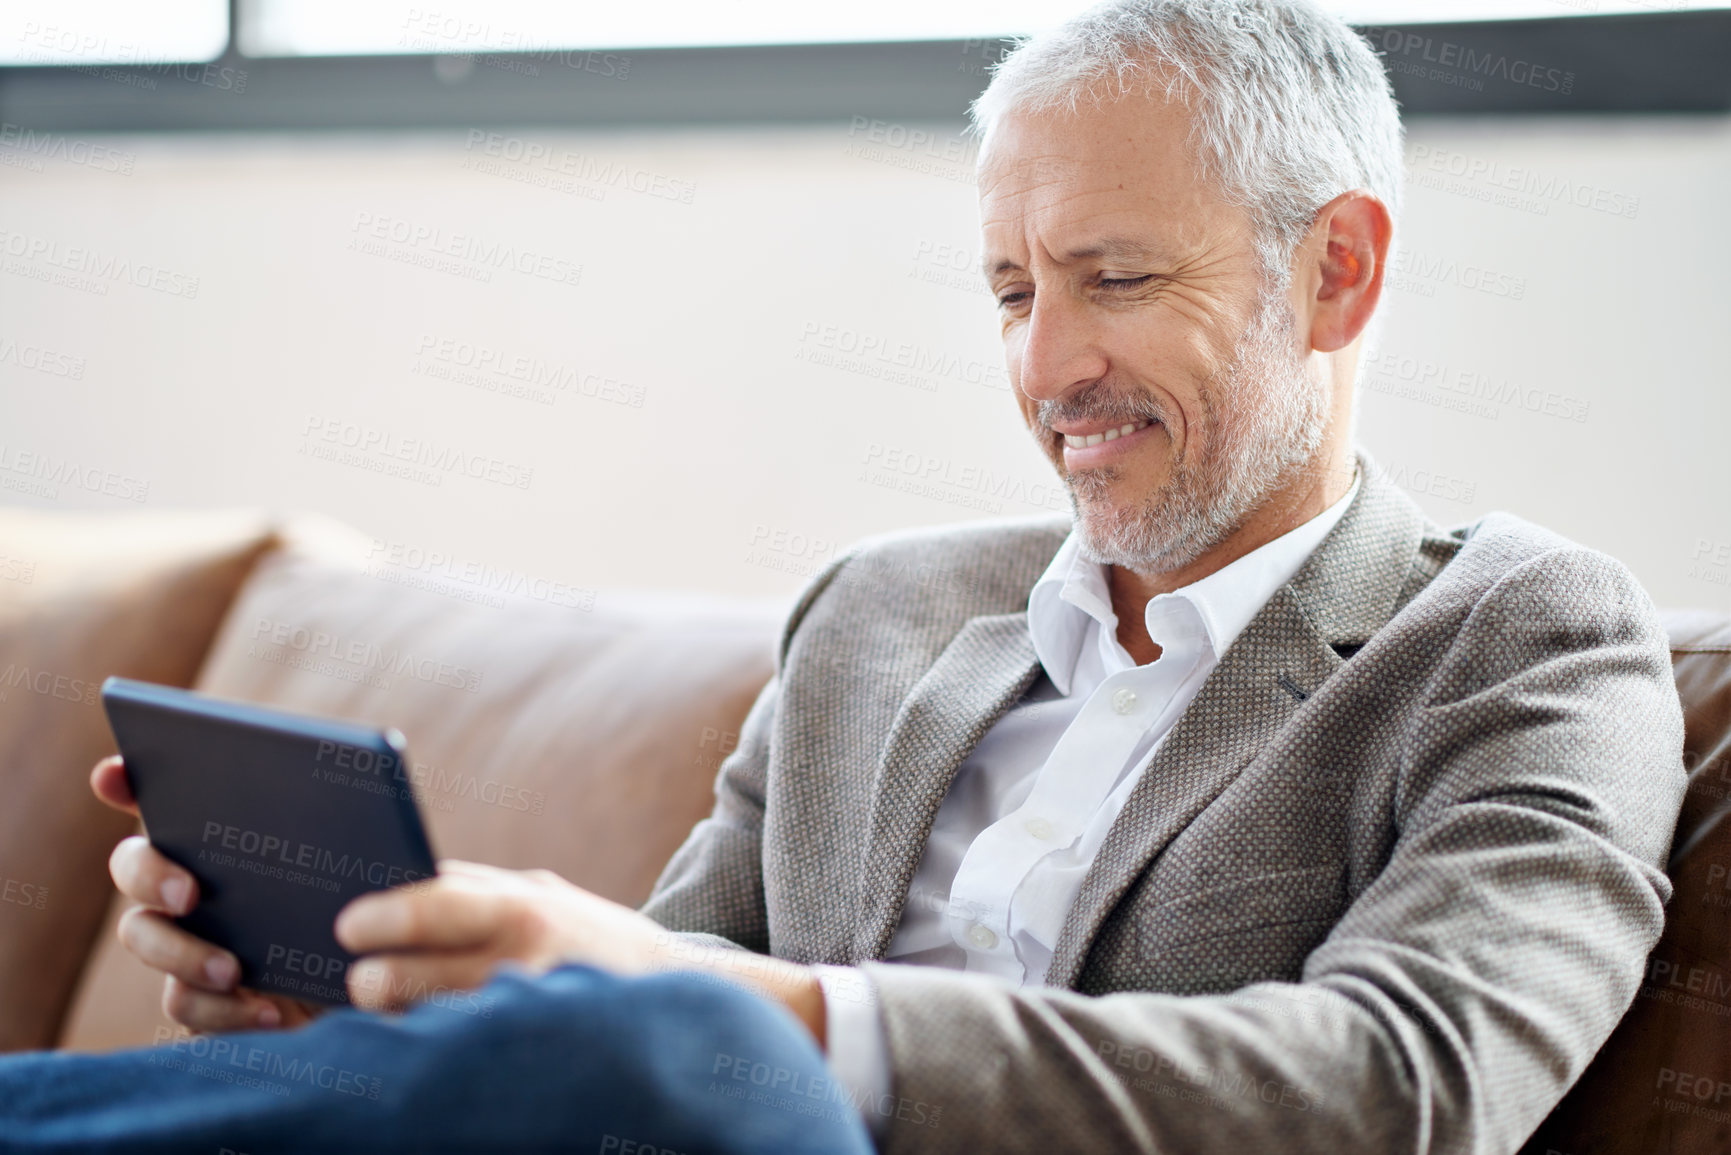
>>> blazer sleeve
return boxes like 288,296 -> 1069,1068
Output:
862,545 -> 1689,1155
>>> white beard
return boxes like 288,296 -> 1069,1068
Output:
1044,291 -> 1331,575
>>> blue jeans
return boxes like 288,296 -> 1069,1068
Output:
0,965 -> 874,1154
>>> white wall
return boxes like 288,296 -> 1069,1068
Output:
1,113 -> 1727,615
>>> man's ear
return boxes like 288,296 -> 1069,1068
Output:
1306,190 -> 1393,354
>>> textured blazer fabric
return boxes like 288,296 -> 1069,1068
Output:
643,449 -> 1688,1155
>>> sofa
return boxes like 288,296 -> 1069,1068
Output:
1,505 -> 1727,1154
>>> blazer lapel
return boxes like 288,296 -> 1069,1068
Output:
1043,590 -> 1343,987
1044,451 -> 1433,988
853,612 -> 1044,960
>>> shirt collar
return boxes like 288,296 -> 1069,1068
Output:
1028,471 -> 1361,694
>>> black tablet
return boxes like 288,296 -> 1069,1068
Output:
101,677 -> 438,1006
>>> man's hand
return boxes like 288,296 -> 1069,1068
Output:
334,860 -> 827,1046
333,860 -> 665,1009
92,756 -> 321,1034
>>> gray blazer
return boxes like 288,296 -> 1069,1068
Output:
644,451 -> 1687,1154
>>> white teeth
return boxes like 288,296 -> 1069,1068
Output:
1063,420 -> 1151,449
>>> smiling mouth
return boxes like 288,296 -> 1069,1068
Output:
1061,419 -> 1154,449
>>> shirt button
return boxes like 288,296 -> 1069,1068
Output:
966,923 -> 999,950
1112,688 -> 1139,715
1023,816 -> 1056,842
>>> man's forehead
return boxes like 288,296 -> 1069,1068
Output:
977,144 -> 1156,219
979,150 -> 1083,191
977,161 -> 1202,273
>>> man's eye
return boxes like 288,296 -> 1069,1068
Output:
996,291 -> 1031,308
1100,275 -> 1153,290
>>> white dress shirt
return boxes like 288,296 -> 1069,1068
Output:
816,474 -> 1359,1132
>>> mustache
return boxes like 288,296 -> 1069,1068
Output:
1036,381 -> 1172,432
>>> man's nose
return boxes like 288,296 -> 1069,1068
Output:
1014,294 -> 1109,404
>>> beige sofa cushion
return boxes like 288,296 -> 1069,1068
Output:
59,520 -> 782,1051
0,508 -> 275,1052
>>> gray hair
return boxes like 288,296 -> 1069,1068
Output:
971,0 -> 1404,287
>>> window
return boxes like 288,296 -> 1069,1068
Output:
0,0 -> 226,66
233,0 -> 1730,58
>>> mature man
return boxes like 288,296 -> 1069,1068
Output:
0,1 -> 1686,1152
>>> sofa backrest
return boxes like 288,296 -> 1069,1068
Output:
192,530 -> 785,904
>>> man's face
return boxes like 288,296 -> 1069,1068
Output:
979,92 -> 1330,574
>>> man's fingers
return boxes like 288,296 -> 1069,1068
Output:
334,878 -> 512,955
118,906 -> 239,993
109,836 -> 197,914
346,952 -> 499,1012
161,976 -> 285,1033
433,859 -> 507,880
90,755 -> 139,816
